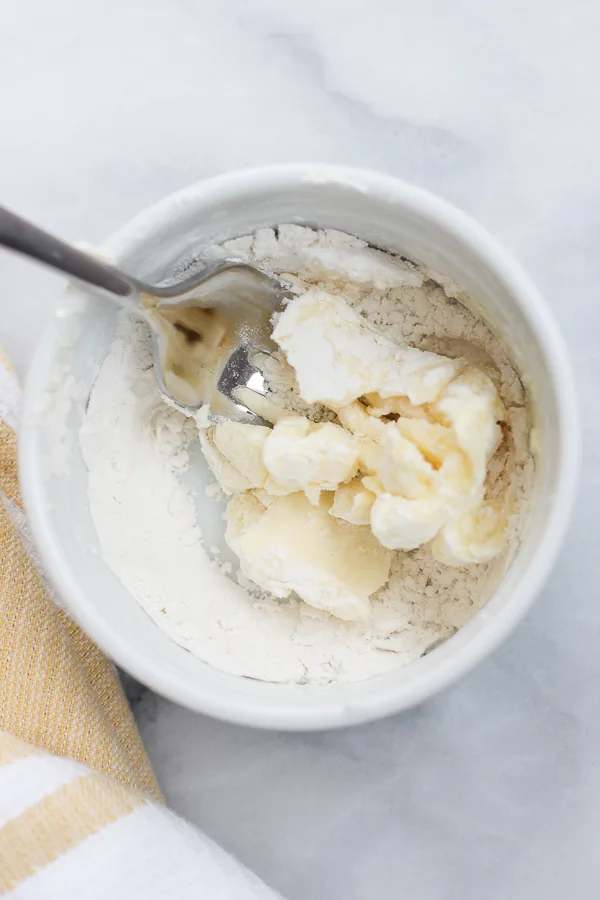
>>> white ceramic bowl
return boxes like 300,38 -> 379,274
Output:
20,164 -> 579,730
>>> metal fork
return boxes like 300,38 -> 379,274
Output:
0,205 -> 288,424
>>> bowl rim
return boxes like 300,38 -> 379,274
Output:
19,163 -> 580,730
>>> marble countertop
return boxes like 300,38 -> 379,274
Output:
2,1 -> 599,897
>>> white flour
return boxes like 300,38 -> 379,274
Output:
80,226 -> 533,684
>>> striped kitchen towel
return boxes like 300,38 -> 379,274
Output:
0,348 -> 280,898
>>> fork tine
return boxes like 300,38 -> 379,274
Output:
216,345 -> 272,426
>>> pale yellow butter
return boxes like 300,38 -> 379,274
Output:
226,492 -> 391,622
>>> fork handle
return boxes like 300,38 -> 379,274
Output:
0,205 -> 137,298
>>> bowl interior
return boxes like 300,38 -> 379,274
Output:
20,168 -> 574,729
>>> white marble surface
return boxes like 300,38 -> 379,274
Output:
2,1 -> 600,897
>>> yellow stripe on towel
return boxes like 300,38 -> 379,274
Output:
0,771 -> 147,892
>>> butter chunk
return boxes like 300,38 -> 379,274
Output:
262,417 -> 359,505
225,492 -> 391,621
432,368 -> 505,480
370,493 -> 448,551
198,429 -> 256,496
335,366 -> 506,558
431,497 -> 509,566
273,288 -> 460,407
213,422 -> 270,489
330,478 -> 376,526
